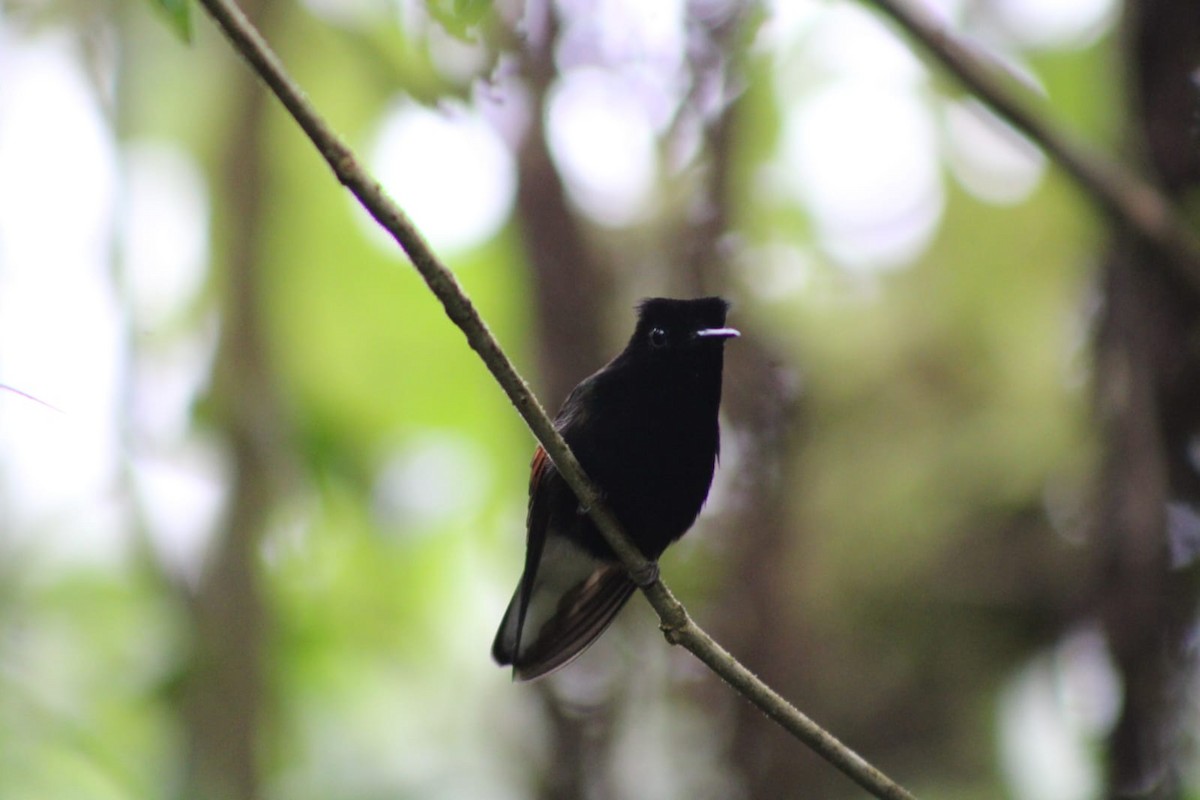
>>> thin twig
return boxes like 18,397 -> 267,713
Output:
195,0 -> 917,798
0,384 -> 64,413
860,0 -> 1200,292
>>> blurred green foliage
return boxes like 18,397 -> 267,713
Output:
0,0 -> 1131,798
147,0 -> 191,42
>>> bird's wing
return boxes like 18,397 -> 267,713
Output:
492,444 -> 637,680
492,445 -> 555,666
516,445 -> 555,642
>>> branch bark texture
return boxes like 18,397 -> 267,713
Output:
195,0 -> 917,798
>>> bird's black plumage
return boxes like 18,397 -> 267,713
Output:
493,297 -> 737,681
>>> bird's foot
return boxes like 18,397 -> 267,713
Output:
575,490 -> 607,516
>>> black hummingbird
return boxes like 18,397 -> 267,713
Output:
493,297 -> 738,681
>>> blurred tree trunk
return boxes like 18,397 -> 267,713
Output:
511,3 -> 618,798
179,0 -> 288,797
513,2 -> 609,413
1092,2 -> 1200,797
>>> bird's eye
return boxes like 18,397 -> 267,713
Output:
648,327 -> 668,348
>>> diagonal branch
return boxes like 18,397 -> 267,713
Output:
860,0 -> 1200,292
194,0 -> 916,798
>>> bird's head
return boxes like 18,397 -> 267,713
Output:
630,297 -> 740,356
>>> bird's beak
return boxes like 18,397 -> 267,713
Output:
694,327 -> 740,340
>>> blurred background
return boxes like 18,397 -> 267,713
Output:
2,0 -> 1198,797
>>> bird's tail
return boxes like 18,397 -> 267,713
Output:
492,556 -> 637,681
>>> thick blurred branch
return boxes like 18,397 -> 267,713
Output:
860,0 -> 1200,291
182,0 -> 280,796
194,0 -> 916,797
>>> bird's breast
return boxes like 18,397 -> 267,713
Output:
591,394 -> 721,557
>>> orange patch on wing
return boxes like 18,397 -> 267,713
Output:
530,445 -> 551,489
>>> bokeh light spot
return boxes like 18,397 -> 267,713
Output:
373,433 -> 492,535
943,99 -> 1045,205
546,67 -> 659,227
368,102 -> 515,254
994,0 -> 1117,49
120,142 -> 210,327
782,81 -> 943,270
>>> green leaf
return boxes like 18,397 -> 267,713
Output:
149,0 -> 193,44
425,0 -> 492,42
